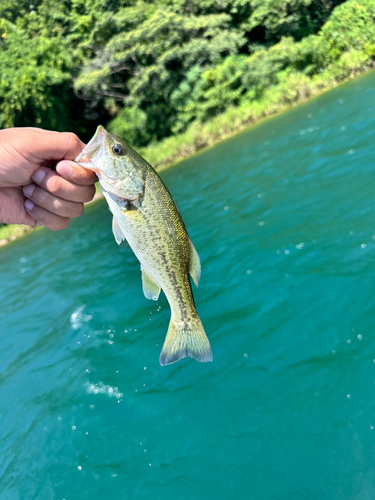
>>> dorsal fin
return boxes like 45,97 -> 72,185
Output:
189,239 -> 201,287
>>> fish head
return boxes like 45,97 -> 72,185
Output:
75,125 -> 137,180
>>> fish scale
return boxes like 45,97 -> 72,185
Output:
76,125 -> 213,366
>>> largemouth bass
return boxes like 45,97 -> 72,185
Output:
76,126 -> 212,366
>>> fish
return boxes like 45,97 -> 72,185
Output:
75,126 -> 212,366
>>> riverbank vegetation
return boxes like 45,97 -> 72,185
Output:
1,0 -> 375,145
1,0 -> 375,244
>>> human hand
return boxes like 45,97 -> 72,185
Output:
0,127 -> 98,230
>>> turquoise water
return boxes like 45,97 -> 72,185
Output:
1,71 -> 375,499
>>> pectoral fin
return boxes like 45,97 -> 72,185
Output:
141,268 -> 161,301
189,239 -> 201,287
112,216 -> 127,245
122,203 -> 147,225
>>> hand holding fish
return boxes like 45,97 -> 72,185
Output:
0,127 -> 98,229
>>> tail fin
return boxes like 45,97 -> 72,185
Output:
159,314 -> 212,366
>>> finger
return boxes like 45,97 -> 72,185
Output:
30,130 -> 85,161
24,199 -> 70,231
56,160 -> 98,186
23,184 -> 84,219
31,167 -> 96,203
0,128 -> 86,162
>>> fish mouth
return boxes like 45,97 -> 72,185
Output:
75,125 -> 106,169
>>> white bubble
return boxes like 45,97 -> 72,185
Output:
109,333 -> 114,338
341,126 -> 347,131
357,334 -> 363,340
19,257 -> 27,263
108,340 -> 113,345
350,231 -> 354,235
244,353 -> 248,358
72,426 -> 76,430
85,382 -> 123,399
347,394 -> 351,399
371,426 -> 374,430
78,466 -> 82,470
332,350 -> 336,354
347,339 -> 351,344
308,113 -> 313,118
112,474 -> 117,478
361,244 -> 366,248
70,305 -> 92,330
246,270 -> 252,274
224,206 -> 229,211
285,250 -> 290,255
257,192 -> 265,198
85,432 -> 88,435
258,221 -> 265,226
57,417 -> 62,422
144,449 -> 147,453
296,242 -> 305,249
149,463 -> 152,466
144,367 -> 147,370
348,149 -> 354,154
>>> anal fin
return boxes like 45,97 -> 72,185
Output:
141,268 -> 161,301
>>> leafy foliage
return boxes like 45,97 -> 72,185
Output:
0,0 -> 374,146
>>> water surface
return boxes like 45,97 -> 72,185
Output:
1,71 -> 375,499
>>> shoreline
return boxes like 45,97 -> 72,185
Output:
143,66 -> 372,172
0,66 -> 371,248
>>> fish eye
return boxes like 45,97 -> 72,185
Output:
112,144 -> 124,156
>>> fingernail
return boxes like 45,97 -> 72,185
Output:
23,184 -> 35,197
57,162 -> 72,178
32,169 -> 46,184
25,199 -> 35,211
